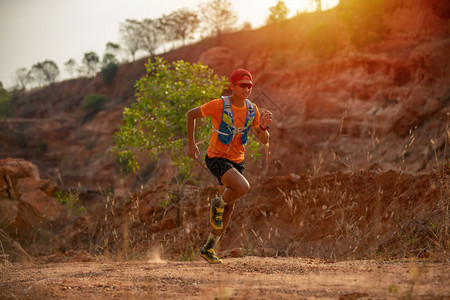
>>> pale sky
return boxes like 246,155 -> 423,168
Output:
0,0 -> 338,89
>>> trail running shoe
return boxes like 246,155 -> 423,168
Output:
200,247 -> 223,264
210,197 -> 224,230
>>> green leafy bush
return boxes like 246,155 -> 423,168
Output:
113,57 -> 227,176
55,190 -> 85,216
101,62 -> 118,84
82,94 -> 107,112
101,53 -> 119,85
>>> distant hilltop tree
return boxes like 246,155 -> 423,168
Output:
105,42 -> 121,59
266,1 -> 290,24
82,51 -> 100,77
64,58 -> 77,79
166,8 -> 200,47
313,0 -> 322,11
101,42 -> 120,84
119,19 -> 141,61
30,60 -> 60,87
101,53 -> 119,85
139,18 -> 166,56
15,67 -> 31,90
199,0 -> 238,42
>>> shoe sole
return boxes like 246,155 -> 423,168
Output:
200,253 -> 223,264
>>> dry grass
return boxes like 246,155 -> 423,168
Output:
275,115 -> 449,261
1,116 -> 448,265
54,123 -> 448,262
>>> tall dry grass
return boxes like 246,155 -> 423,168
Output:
274,113 -> 449,260
72,112 -> 449,262
1,116 -> 447,264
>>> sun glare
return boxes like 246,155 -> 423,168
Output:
241,0 -> 340,28
288,0 -> 340,14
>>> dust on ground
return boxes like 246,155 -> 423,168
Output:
1,256 -> 449,299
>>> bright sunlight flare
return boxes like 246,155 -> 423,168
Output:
244,0 -> 340,27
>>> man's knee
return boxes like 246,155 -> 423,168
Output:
221,168 -> 250,198
223,181 -> 249,203
235,180 -> 250,197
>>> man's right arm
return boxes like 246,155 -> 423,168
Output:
186,106 -> 204,159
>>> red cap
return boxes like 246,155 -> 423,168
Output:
229,69 -> 252,83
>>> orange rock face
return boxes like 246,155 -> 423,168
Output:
0,158 -> 65,238
0,0 -> 448,190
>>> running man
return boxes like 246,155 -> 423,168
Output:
186,68 -> 273,264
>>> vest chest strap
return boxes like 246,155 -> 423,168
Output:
216,96 -> 255,145
212,125 -> 248,135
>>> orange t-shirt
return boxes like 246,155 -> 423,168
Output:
201,98 -> 260,163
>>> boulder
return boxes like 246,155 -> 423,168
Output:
0,158 -> 66,238
0,158 -> 39,200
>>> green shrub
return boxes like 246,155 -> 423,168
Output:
55,190 -> 78,208
82,94 -> 107,112
55,190 -> 85,216
0,99 -> 13,118
101,62 -> 118,85
112,57 -> 228,175
101,53 -> 119,85
306,22 -> 337,59
0,84 -> 13,118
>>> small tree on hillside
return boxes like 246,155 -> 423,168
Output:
101,53 -> 119,84
166,8 -> 200,46
64,58 -> 77,78
100,42 -> 121,84
139,18 -> 165,56
30,60 -> 60,86
105,42 -> 121,57
199,0 -> 238,42
266,1 -> 290,24
30,64 -> 44,87
15,68 -> 31,90
312,0 -> 322,11
120,19 -> 141,61
241,21 -> 252,31
82,51 -> 100,76
112,57 -> 227,178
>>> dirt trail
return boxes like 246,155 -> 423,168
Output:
1,257 -> 449,299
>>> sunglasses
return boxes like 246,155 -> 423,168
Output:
235,83 -> 253,89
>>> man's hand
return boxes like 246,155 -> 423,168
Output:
187,143 -> 200,160
260,109 -> 273,129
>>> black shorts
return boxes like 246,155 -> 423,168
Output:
205,155 -> 245,185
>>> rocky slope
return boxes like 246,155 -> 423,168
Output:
0,0 -> 449,263
1,157 -> 448,262
0,0 -> 448,192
